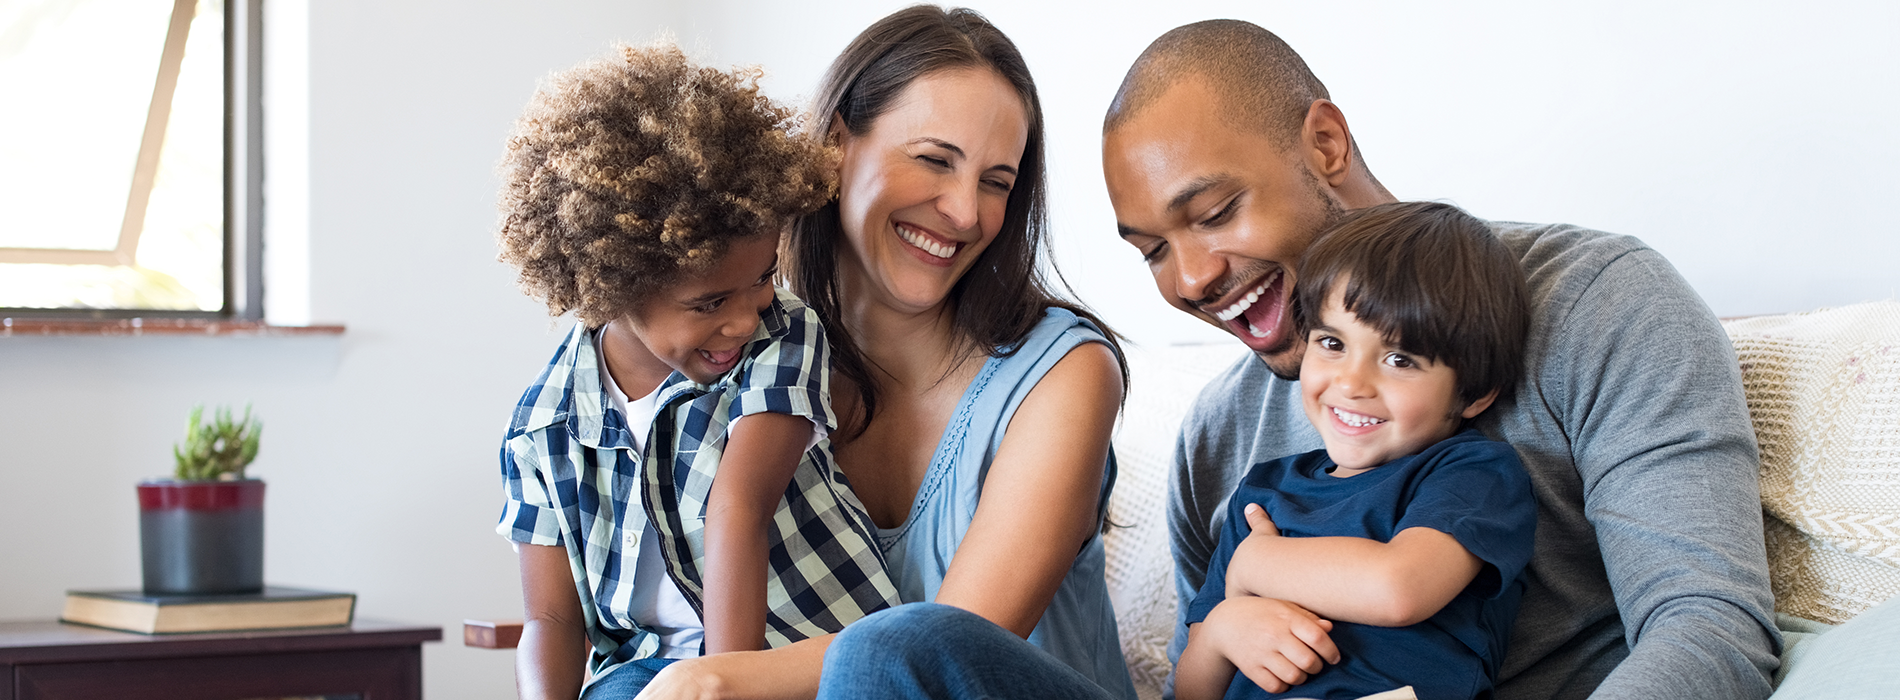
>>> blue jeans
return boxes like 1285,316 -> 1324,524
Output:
580,657 -> 677,700
817,603 -> 1118,700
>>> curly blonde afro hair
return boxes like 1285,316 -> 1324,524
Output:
497,42 -> 837,326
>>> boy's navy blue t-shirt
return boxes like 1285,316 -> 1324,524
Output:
1184,429 -> 1537,700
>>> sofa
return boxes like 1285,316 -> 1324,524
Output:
1099,300 -> 1900,700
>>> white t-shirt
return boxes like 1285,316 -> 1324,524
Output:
597,336 -> 704,659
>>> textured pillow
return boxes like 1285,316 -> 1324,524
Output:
1724,301 -> 1900,624
1105,342 -> 1249,700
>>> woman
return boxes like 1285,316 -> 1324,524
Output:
639,6 -> 1135,700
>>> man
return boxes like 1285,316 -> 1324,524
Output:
1102,20 -> 1780,700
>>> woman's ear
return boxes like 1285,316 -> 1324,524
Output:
1459,388 -> 1500,420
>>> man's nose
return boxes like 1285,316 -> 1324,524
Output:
1172,238 -> 1226,308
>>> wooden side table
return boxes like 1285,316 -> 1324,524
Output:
0,618 -> 442,700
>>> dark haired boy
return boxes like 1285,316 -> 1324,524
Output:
1176,201 -> 1537,700
491,43 -> 899,699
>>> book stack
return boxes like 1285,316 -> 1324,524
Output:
62,587 -> 355,634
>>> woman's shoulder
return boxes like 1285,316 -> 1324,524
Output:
1013,306 -> 1111,356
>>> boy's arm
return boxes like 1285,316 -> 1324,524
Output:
516,542 -> 590,700
1178,598 -> 1340,700
700,411 -> 811,654
1225,504 -> 1482,627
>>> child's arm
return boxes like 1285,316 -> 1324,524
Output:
1225,503 -> 1482,627
1177,597 -> 1340,700
515,542 -> 590,700
700,411 -> 811,654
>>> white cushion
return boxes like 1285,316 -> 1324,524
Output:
1725,301 -> 1900,624
1105,341 -> 1250,700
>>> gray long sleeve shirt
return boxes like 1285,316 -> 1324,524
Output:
1167,222 -> 1781,700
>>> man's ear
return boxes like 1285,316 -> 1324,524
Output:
1459,388 -> 1500,420
1302,99 -> 1355,188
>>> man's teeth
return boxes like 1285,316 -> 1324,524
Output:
897,225 -> 955,259
1332,407 -> 1386,428
1214,279 -> 1272,322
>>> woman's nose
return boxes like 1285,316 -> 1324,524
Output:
936,178 -> 980,232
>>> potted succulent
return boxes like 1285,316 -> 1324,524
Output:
138,405 -> 265,595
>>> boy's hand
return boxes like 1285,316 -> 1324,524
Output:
1203,596 -> 1339,694
1228,503 -> 1280,598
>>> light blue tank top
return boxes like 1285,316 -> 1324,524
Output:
875,308 -> 1138,700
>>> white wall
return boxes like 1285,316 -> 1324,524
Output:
0,2 -> 1894,699
681,0 -> 1900,347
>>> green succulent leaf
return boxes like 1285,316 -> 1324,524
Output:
172,403 -> 263,480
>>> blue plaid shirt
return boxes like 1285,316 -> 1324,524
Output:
497,287 -> 899,680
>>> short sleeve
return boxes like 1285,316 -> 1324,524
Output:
1394,440 -> 1537,599
728,292 -> 836,432
496,431 -> 565,547
1183,502 -> 1247,626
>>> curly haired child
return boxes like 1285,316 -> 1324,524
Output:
492,42 -> 899,700
1177,201 -> 1538,700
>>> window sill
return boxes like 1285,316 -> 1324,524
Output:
1,317 -> 345,337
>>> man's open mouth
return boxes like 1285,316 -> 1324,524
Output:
1210,270 -> 1286,342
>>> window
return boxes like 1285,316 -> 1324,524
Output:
0,0 -> 261,319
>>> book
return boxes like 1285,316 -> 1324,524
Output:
61,587 -> 356,634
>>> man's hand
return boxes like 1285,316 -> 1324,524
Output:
1193,596 -> 1340,696
1227,503 -> 1280,598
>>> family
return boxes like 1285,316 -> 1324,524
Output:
492,6 -> 1780,700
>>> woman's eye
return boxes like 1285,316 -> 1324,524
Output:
983,178 -> 1012,192
918,154 -> 949,168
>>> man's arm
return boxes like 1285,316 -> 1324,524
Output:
700,412 -> 810,654
1225,505 -> 1481,627
1545,246 -> 1778,698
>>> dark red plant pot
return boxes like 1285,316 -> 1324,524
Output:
138,479 -> 265,595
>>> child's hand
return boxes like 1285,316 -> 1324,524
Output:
1228,503 -> 1281,598
1204,596 -> 1339,694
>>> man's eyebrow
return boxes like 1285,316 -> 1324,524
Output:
1117,223 -> 1146,239
914,137 -> 1018,176
1167,175 -> 1233,213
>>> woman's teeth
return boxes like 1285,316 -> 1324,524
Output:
1332,407 -> 1386,428
897,224 -> 956,259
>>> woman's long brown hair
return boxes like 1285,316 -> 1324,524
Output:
788,5 -> 1125,437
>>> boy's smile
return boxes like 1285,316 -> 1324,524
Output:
1299,289 -> 1496,478
604,234 -> 782,393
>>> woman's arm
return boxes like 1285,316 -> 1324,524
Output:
1224,505 -> 1481,627
935,342 -> 1124,636
516,542 -> 591,700
638,343 -> 1121,699
701,412 -> 812,653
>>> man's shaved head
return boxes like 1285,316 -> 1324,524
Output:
1105,20 -> 1328,149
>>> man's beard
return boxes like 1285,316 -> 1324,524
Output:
1256,173 -> 1348,382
